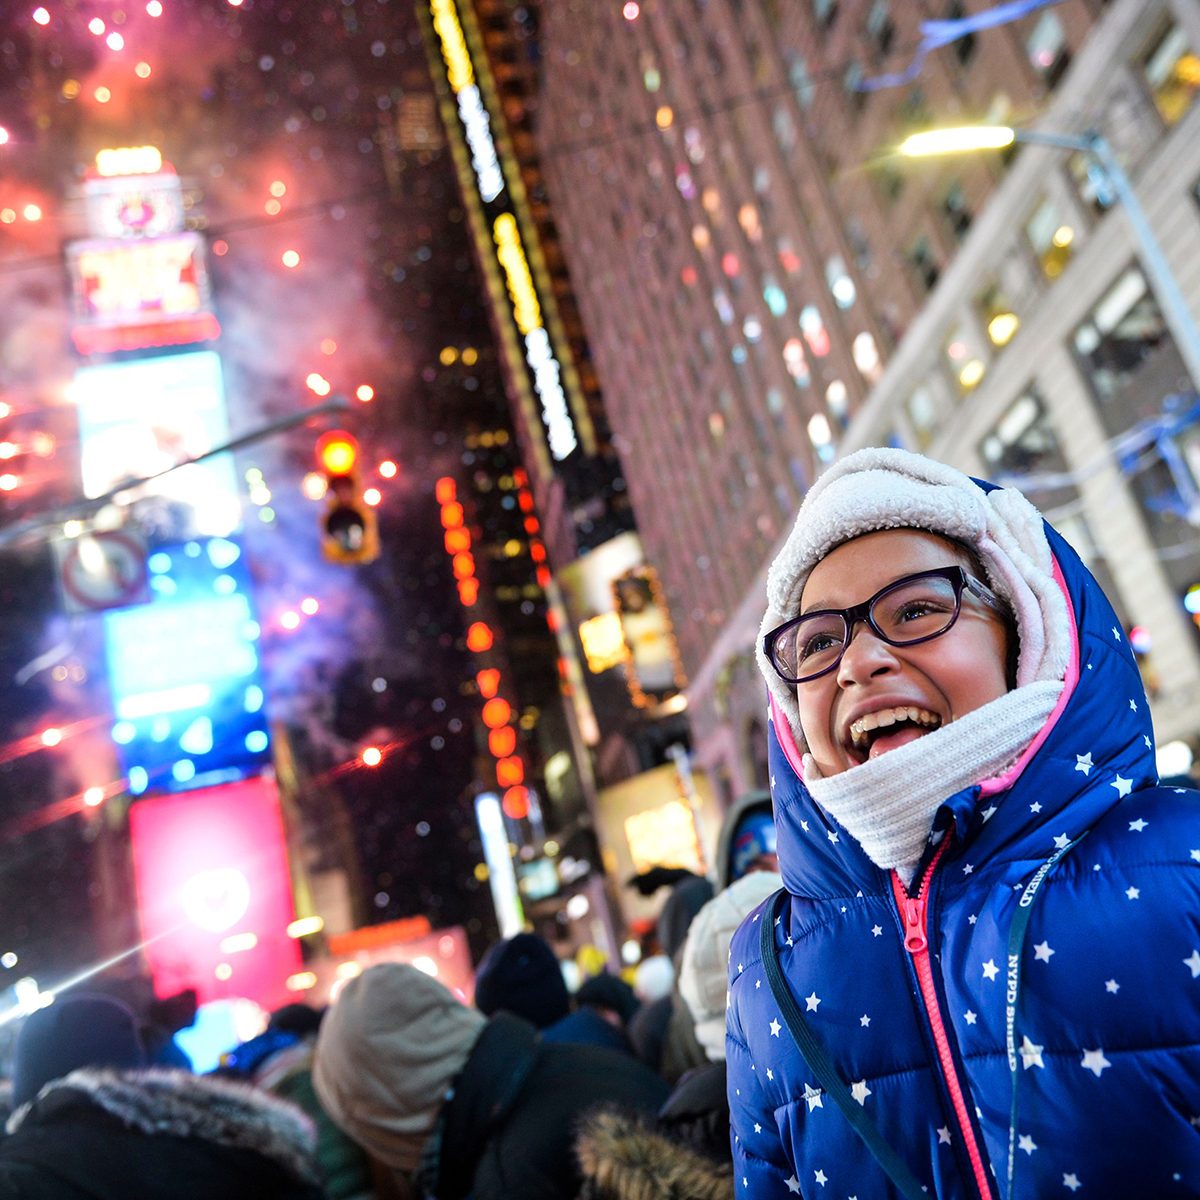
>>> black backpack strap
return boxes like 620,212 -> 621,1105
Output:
759,890 -> 928,1200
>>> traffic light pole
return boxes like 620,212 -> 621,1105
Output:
0,397 -> 351,549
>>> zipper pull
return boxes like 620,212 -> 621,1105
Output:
902,896 -> 928,954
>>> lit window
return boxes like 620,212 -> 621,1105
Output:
1140,21 -> 1197,127
813,0 -> 839,33
808,413 -> 835,462
800,305 -> 831,357
944,325 -> 986,394
1026,197 -> 1074,277
743,316 -> 763,343
701,187 -> 721,215
684,126 -> 705,164
787,53 -> 815,109
692,223 -> 710,250
825,256 -> 856,309
763,279 -> 788,317
773,106 -> 796,150
713,289 -> 734,324
1073,268 -> 1169,400
978,282 -> 1020,347
777,236 -> 802,274
783,338 -> 811,386
978,390 -> 1065,476
852,332 -> 883,382
739,204 -> 762,241
1026,11 -> 1069,87
825,380 -> 850,426
866,0 -> 894,58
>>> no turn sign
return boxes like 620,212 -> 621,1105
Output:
54,530 -> 151,614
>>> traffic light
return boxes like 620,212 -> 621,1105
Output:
316,430 -> 379,564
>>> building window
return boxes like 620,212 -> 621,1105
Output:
867,0 -> 895,59
946,0 -> 976,65
1026,197 -> 1075,277
1139,20 -> 1197,127
843,61 -> 866,110
787,52 -> 816,109
1026,10 -> 1070,88
852,331 -> 883,382
907,235 -> 940,293
905,386 -> 938,450
825,256 -> 856,309
977,282 -> 1020,348
773,105 -> 796,151
1073,268 -> 1169,402
941,181 -> 972,241
1068,150 -> 1116,215
978,391 -> 1064,476
945,325 -> 986,393
812,0 -> 838,32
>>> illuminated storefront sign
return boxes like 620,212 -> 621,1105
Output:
103,535 -> 272,794
66,231 -> 220,354
128,776 -> 301,1008
73,351 -> 241,538
492,214 -> 577,461
429,0 -> 503,202
84,171 -> 185,240
423,0 -> 584,466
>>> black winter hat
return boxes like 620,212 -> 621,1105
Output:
576,971 -> 640,1026
12,993 -> 146,1109
473,933 -> 570,1029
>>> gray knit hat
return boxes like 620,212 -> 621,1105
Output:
758,448 -> 1070,751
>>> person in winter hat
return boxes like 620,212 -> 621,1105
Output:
472,931 -> 570,1030
727,447 -> 1200,1199
313,962 -> 668,1200
11,993 -> 146,1110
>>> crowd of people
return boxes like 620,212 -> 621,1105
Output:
2,448 -> 1197,1198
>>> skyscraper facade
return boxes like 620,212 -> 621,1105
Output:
537,0 -> 1200,796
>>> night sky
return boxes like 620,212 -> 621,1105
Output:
0,0 -> 527,984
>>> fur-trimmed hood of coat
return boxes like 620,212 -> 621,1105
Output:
575,1108 -> 732,1200
6,1067 -> 320,1188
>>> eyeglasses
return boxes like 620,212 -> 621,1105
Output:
763,566 -> 1008,685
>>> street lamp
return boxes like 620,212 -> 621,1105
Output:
896,125 -> 1200,386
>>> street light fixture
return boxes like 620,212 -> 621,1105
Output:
896,124 -> 1200,385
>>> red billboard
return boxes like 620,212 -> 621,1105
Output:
128,776 -> 301,1010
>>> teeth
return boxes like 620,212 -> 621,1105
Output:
849,706 -> 941,749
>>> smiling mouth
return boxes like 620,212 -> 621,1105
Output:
847,706 -> 942,758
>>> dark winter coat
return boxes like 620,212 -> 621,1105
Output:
0,1067 -> 327,1199
431,1012 -> 669,1200
727,518 -> 1200,1197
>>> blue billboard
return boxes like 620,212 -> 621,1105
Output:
103,536 -> 271,794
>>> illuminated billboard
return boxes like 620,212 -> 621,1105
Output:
83,169 -> 185,240
128,776 -> 301,1009
103,536 -> 271,794
66,231 -> 220,354
73,351 -> 241,539
421,0 -> 592,470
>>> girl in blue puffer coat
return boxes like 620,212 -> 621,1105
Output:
727,447 -> 1200,1199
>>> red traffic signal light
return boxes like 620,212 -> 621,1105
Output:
316,430 -> 360,478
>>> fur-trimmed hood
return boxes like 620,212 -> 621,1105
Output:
575,1108 -> 732,1200
6,1067 -> 320,1188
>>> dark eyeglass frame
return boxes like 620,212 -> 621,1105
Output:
762,565 -> 1009,685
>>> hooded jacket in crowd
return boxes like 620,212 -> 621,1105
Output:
727,449 -> 1200,1198
313,962 -> 669,1200
0,1068 -> 326,1199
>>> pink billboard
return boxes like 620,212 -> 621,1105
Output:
128,776 -> 301,1010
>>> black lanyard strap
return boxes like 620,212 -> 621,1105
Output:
759,889 -> 929,1200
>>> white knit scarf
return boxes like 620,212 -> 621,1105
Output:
803,679 -> 1063,886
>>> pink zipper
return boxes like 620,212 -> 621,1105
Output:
891,851 -> 993,1199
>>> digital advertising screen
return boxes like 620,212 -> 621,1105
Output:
103,536 -> 271,795
73,351 -> 241,539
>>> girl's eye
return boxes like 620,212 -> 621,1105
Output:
801,632 -> 841,659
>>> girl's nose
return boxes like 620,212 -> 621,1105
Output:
836,620 -> 900,686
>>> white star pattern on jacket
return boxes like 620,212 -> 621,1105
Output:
1020,1036 -> 1045,1069
1053,833 -> 1071,849
850,1079 -> 871,1105
784,1176 -> 800,1194
965,1010 -> 977,1024
1081,1049 -> 1111,1077
1128,818 -> 1148,832
813,1169 -> 827,1186
1034,941 -> 1055,962
769,1018 -> 781,1037
1075,753 -> 1093,776
982,959 -> 999,981
1184,950 -> 1200,978
1111,775 -> 1132,797
1064,1172 -> 1082,1191
805,992 -> 821,1011
1019,1134 -> 1037,1154
1105,979 -> 1120,993
803,1083 -> 823,1111
937,1127 -> 952,1145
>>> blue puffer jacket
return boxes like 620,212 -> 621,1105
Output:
727,520 -> 1200,1198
